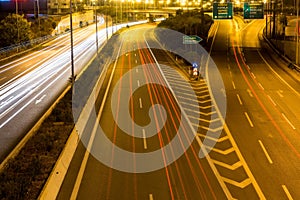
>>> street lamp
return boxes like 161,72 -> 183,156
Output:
296,0 -> 299,65
93,1 -> 99,54
70,0 -> 75,88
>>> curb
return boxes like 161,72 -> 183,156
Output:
38,128 -> 78,200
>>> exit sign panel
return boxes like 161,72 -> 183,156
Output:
213,2 -> 233,19
244,3 -> 264,19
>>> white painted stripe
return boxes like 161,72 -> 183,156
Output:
282,185 -> 294,200
139,98 -> 143,108
246,65 -> 250,70
258,82 -> 264,90
137,80 -> 140,87
142,129 -> 147,149
236,94 -> 242,105
13,69 -> 20,74
135,53 -> 137,57
282,113 -> 296,130
136,68 -> 138,73
244,112 -> 254,127
247,89 -> 253,97
277,90 -> 284,97
149,194 -> 154,200
135,60 -> 137,64
258,50 -> 300,98
229,71 -> 232,78
251,72 -> 256,79
258,140 -> 273,164
267,95 -> 276,106
232,81 -> 236,89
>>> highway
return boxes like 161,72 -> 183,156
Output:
0,18 -> 106,161
1,14 -> 299,199
0,17 -> 146,161
54,18 -> 300,199
212,17 -> 300,199
57,25 -> 228,199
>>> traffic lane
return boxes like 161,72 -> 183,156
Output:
242,49 -> 300,129
240,19 -> 265,48
0,58 -> 72,161
71,27 -> 225,198
210,21 -> 231,55
226,35 -> 300,198
0,26 -> 102,161
0,25 -> 102,128
0,23 -> 98,87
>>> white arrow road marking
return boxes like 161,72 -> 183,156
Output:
277,90 -> 284,97
35,94 -> 47,105
247,89 -> 253,97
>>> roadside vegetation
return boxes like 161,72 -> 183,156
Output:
0,13 -> 57,48
158,9 -> 213,43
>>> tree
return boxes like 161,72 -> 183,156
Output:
0,14 -> 33,47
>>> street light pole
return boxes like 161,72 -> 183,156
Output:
296,0 -> 299,65
94,3 -> 99,55
70,0 -> 75,88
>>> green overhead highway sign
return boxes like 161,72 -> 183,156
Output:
183,35 -> 203,44
244,3 -> 264,19
213,2 -> 233,19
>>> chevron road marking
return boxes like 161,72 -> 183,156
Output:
222,177 -> 252,189
198,134 -> 229,143
209,146 -> 235,155
211,159 -> 243,170
200,125 -> 224,133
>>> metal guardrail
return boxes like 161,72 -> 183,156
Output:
0,35 -> 54,60
262,30 -> 300,72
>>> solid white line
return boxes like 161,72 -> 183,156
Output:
149,194 -> 154,200
142,129 -> 147,149
258,50 -> 300,98
267,95 -> 276,106
282,113 -> 296,130
139,98 -> 143,108
244,112 -> 254,127
70,35 -> 124,199
236,94 -> 243,105
282,185 -> 294,200
258,82 -> 264,90
137,80 -> 140,87
258,140 -> 273,164
232,81 -> 236,89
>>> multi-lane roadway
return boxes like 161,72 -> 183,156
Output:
1,15 -> 300,199
53,17 -> 300,199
